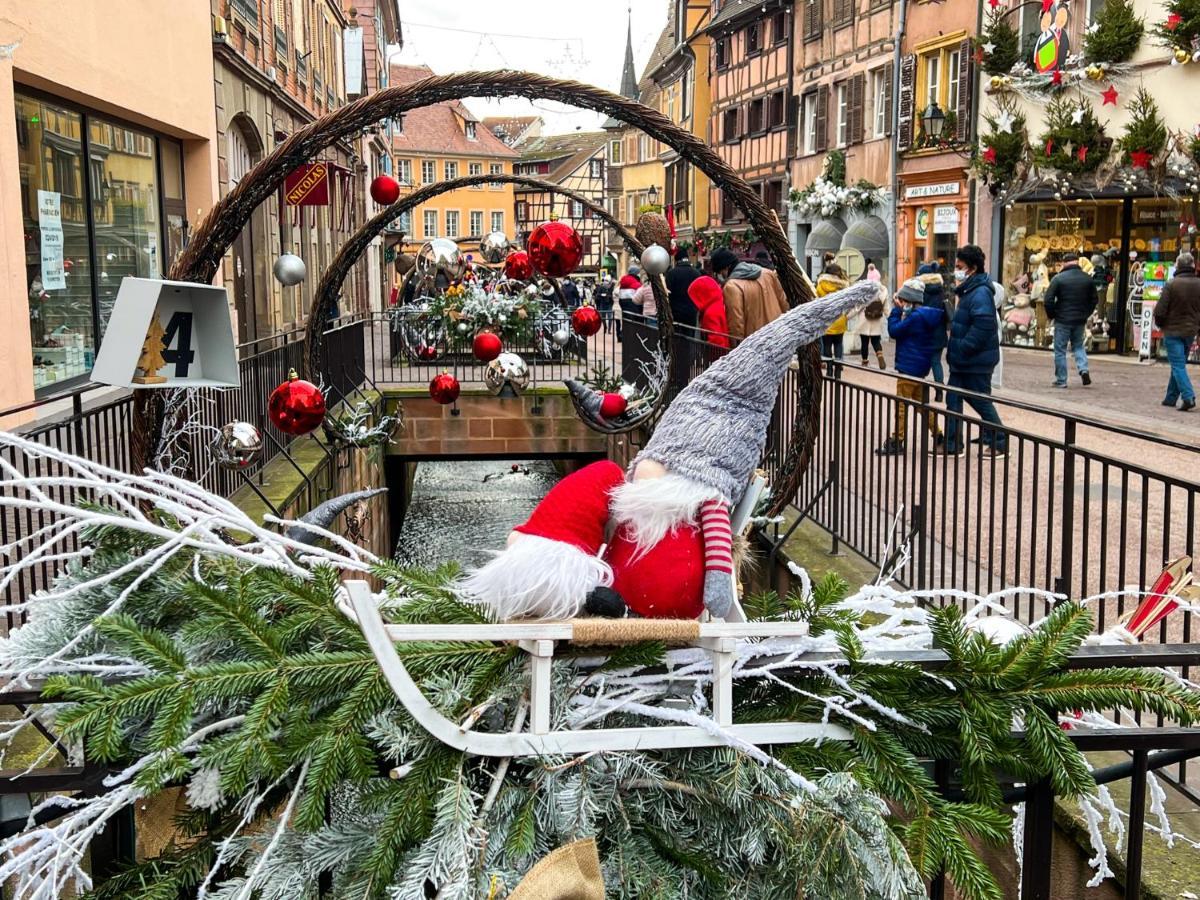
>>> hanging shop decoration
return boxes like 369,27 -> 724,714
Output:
1038,94 -> 1109,176
272,252 -> 307,287
369,174 -> 402,205
973,100 -> 1029,198
527,221 -> 584,278
1156,1 -> 1200,64
789,150 -> 884,219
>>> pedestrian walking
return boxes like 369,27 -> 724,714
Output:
634,276 -> 657,324
875,278 -> 945,456
666,247 -> 702,332
817,263 -> 849,377
710,247 -> 789,341
1155,251 -> 1200,411
617,266 -> 642,341
594,272 -> 615,333
940,245 -> 1006,458
918,261 -> 949,401
561,277 -> 581,308
852,286 -> 888,369
1043,251 -> 1098,388
688,275 -> 731,350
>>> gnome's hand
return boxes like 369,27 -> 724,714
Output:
703,570 -> 735,619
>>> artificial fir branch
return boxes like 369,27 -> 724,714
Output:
1086,0 -> 1145,63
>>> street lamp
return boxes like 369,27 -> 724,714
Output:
647,184 -> 660,206
922,103 -> 946,141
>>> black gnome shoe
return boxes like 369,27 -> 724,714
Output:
585,587 -> 631,618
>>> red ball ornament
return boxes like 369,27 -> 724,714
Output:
268,369 -> 327,436
571,305 -> 602,337
504,250 -> 534,281
472,330 -> 502,362
417,344 -> 440,361
429,372 -> 461,405
599,393 -> 628,419
370,174 -> 401,205
527,221 -> 584,278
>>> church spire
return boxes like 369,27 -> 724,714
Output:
618,6 -> 638,100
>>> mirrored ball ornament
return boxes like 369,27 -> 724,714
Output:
417,239 -> 466,280
272,253 -> 307,287
484,352 -> 530,396
551,329 -> 571,348
640,244 -> 671,278
211,421 -> 263,470
479,231 -> 511,264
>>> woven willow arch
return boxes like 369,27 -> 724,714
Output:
148,71 -> 818,512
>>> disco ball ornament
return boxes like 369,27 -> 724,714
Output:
504,250 -> 534,281
268,369 -> 327,436
370,174 -> 401,205
635,211 -> 672,249
484,352 -> 530,396
480,231 -> 511,264
527,222 -> 584,278
429,372 -> 461,405
599,393 -> 628,419
551,329 -> 571,348
472,330 -> 503,362
211,421 -> 263,470
272,253 -> 307,287
571,305 -> 602,337
417,238 -> 465,280
640,244 -> 671,278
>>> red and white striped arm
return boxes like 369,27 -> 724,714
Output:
700,498 -> 734,577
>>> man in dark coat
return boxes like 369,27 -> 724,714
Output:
940,245 -> 1006,458
1155,251 -> 1200,411
665,248 -> 702,331
1043,251 -> 1099,387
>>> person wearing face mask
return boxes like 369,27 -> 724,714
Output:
940,245 -> 1006,458
710,247 -> 790,341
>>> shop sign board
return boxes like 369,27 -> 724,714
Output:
934,206 -> 960,234
915,209 -> 930,240
1138,303 -> 1155,360
905,182 -> 960,200
37,190 -> 65,290
285,163 -> 330,206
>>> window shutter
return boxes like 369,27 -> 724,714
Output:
956,37 -> 973,143
804,0 -> 822,40
815,85 -> 829,153
850,72 -> 865,145
896,54 -> 916,151
883,61 -> 895,135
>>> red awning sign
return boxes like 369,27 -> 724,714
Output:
284,163 -> 330,206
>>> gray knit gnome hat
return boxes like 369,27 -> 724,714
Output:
632,280 -> 879,505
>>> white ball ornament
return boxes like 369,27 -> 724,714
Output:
273,253 -> 307,287
640,244 -> 671,278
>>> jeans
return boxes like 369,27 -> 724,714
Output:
1163,335 -> 1196,404
929,349 -> 945,385
821,334 -> 844,377
944,371 -> 1006,451
596,299 -> 614,333
1053,323 -> 1088,384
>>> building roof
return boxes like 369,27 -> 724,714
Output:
482,116 -> 543,147
619,15 -> 639,100
389,64 -> 518,158
708,0 -> 793,32
517,131 -> 609,183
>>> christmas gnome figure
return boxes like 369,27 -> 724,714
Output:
460,280 -> 879,621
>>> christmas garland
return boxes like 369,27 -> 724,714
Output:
973,101 -> 1028,190
1,437 -> 1199,899
418,282 -> 546,344
1038,95 -> 1108,175
1119,87 -> 1169,168
790,151 -> 884,218
1155,0 -> 1200,63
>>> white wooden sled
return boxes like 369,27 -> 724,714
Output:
342,474 -> 853,756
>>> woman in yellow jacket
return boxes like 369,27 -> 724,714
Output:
818,263 -> 849,376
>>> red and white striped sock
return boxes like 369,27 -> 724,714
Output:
700,498 -> 734,579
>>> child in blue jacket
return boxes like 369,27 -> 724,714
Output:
876,278 -> 946,456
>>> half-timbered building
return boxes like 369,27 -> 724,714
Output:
790,0 -> 898,281
705,0 -> 795,250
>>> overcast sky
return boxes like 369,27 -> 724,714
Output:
393,0 -> 670,134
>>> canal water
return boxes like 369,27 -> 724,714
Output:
394,459 -> 560,568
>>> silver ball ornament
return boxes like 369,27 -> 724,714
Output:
211,421 -> 263,469
551,329 -> 571,347
417,238 -> 465,280
479,231 -> 511,264
640,244 -> 671,278
484,352 -> 530,396
457,322 -> 470,334
272,253 -> 307,287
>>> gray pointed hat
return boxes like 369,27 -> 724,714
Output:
632,280 -> 878,505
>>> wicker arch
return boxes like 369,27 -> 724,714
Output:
301,172 -> 666,384
154,71 -> 818,511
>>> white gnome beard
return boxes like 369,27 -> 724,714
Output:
609,473 -> 725,557
458,533 -> 612,621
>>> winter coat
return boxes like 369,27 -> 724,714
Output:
618,274 -> 641,304
594,279 -> 614,310
722,262 -> 790,340
917,267 -> 950,352
633,282 -> 656,320
1155,267 -> 1200,339
666,261 -> 702,329
817,273 -> 849,335
1043,264 -> 1099,327
689,275 -> 731,349
888,302 -> 944,379
561,279 -> 581,307
851,285 -> 888,337
947,272 -> 1000,375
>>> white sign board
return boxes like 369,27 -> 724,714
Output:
905,182 -> 960,200
1138,303 -> 1155,360
343,27 -> 364,96
91,278 -> 239,389
933,205 -> 960,234
37,190 -> 65,290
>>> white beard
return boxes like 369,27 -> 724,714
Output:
609,474 -> 724,555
